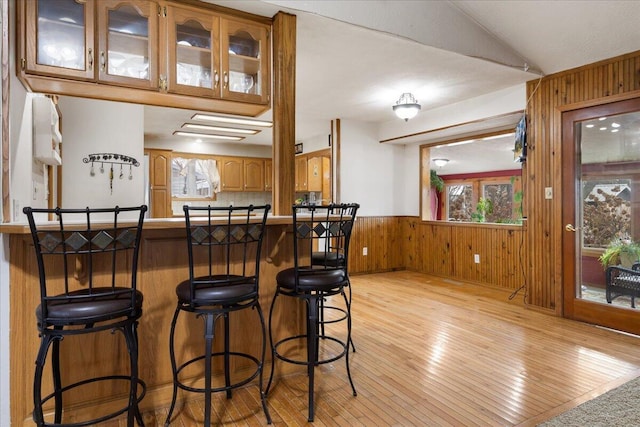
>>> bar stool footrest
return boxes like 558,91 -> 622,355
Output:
174,352 -> 261,394
273,334 -> 347,366
38,375 -> 146,427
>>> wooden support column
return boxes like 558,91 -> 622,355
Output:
272,12 -> 296,216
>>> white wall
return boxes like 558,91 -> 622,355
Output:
339,119 -> 406,216
58,97 -> 145,211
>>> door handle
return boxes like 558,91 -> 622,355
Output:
565,224 -> 577,232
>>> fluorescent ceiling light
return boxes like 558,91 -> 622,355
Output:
191,113 -> 272,127
446,139 -> 475,147
482,133 -> 514,141
182,123 -> 259,134
173,131 -> 244,141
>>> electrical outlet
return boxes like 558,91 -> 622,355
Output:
362,247 -> 368,256
474,254 -> 480,264
545,187 -> 553,199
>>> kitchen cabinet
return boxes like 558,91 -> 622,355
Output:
18,0 -> 271,115
23,0 -> 158,90
220,157 -> 266,192
164,5 -> 270,103
220,157 -> 243,192
146,149 -> 172,218
264,159 -> 273,191
244,158 -> 265,191
307,156 -> 323,192
295,156 -> 308,191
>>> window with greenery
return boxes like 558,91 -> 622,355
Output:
444,176 -> 522,223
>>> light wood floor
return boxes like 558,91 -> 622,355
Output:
103,271 -> 640,426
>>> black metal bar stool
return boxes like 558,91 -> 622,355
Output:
165,204 -> 272,426
265,203 -> 359,422
23,205 -> 147,427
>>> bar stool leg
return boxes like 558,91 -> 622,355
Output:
165,307 -> 181,427
343,290 -> 357,397
51,330 -> 63,424
307,295 -> 320,422
265,291 -> 279,396
33,334 -> 53,426
255,303 -> 272,424
204,313 -> 215,427
124,321 -> 144,426
224,312 -> 232,399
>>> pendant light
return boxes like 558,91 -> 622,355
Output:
393,93 -> 421,121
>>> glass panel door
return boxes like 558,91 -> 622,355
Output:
562,98 -> 640,334
29,0 -> 94,79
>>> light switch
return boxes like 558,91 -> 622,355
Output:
545,187 -> 553,199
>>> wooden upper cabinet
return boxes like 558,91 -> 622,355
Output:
295,156 -> 308,192
23,0 -> 158,89
307,156 -> 323,192
164,4 -> 220,97
96,0 -> 159,90
24,0 -> 96,80
18,0 -> 272,113
221,18 -> 270,104
244,158 -> 264,191
220,157 -> 243,191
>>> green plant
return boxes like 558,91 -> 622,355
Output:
599,237 -> 640,269
471,197 -> 493,222
430,169 -> 444,193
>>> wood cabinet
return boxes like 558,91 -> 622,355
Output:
295,151 -> 331,197
220,157 -> 244,192
220,156 -> 266,192
164,5 -> 270,102
264,159 -> 273,191
244,158 -> 265,191
23,0 -> 158,90
17,0 -> 271,115
146,149 -> 172,218
295,156 -> 308,191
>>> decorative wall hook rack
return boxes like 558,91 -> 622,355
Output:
83,153 -> 140,194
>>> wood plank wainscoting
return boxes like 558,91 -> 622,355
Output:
348,216 -> 525,294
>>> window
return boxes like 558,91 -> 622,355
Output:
420,125 -> 525,224
582,178 -> 633,248
171,157 -> 220,199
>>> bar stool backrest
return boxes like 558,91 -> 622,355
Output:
23,205 -> 147,326
292,203 -> 359,290
183,204 -> 271,307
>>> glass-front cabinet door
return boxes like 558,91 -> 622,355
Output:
221,19 -> 270,104
25,0 -> 95,79
96,0 -> 158,89
165,5 -> 219,97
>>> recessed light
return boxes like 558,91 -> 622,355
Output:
611,129 -> 619,133
192,113 -> 272,127
585,124 -> 595,128
446,139 -> 475,147
598,117 -> 607,121
182,123 -> 259,134
611,122 -> 621,128
173,131 -> 244,141
599,127 -> 607,131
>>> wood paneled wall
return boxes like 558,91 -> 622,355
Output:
525,49 -> 640,311
348,216 -> 524,293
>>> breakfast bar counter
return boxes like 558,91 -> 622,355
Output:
2,217 -> 303,425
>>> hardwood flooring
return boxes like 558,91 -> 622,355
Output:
102,271 -> 640,426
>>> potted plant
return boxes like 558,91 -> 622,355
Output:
430,169 -> 444,193
471,197 -> 493,223
599,236 -> 640,269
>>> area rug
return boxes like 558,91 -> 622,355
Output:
538,376 -> 640,426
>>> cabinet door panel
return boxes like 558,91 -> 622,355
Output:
25,0 -> 95,79
220,18 -> 270,104
220,158 -> 243,191
166,5 -> 220,97
244,159 -> 264,191
97,0 -> 159,89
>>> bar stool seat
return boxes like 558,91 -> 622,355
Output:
23,205 -> 147,427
